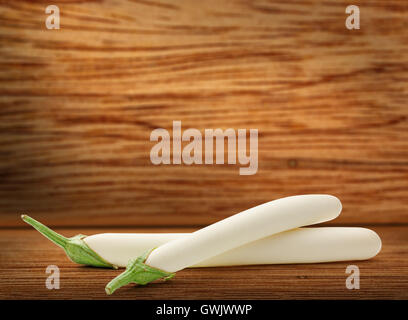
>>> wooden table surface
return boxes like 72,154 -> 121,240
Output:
0,225 -> 406,300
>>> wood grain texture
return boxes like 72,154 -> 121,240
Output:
0,0 -> 408,226
0,225 -> 406,299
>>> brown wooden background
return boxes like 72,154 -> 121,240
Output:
1,0 -> 407,228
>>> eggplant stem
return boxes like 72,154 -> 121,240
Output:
105,249 -> 175,295
21,214 -> 116,269
21,215 -> 68,248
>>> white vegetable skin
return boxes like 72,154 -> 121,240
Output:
85,233 -> 185,267
147,195 -> 342,272
84,227 -> 381,268
195,227 -> 381,266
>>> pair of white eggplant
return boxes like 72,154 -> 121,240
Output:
22,195 -> 382,294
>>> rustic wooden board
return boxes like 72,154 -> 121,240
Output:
0,0 -> 407,226
0,225 -> 406,299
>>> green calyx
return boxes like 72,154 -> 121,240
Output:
105,249 -> 175,295
21,215 -> 116,269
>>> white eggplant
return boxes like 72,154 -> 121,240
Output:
21,194 -> 381,296
21,215 -> 380,269
145,194 -> 342,272
105,194 -> 344,293
84,227 -> 381,268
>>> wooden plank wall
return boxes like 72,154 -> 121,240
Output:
0,0 -> 407,227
